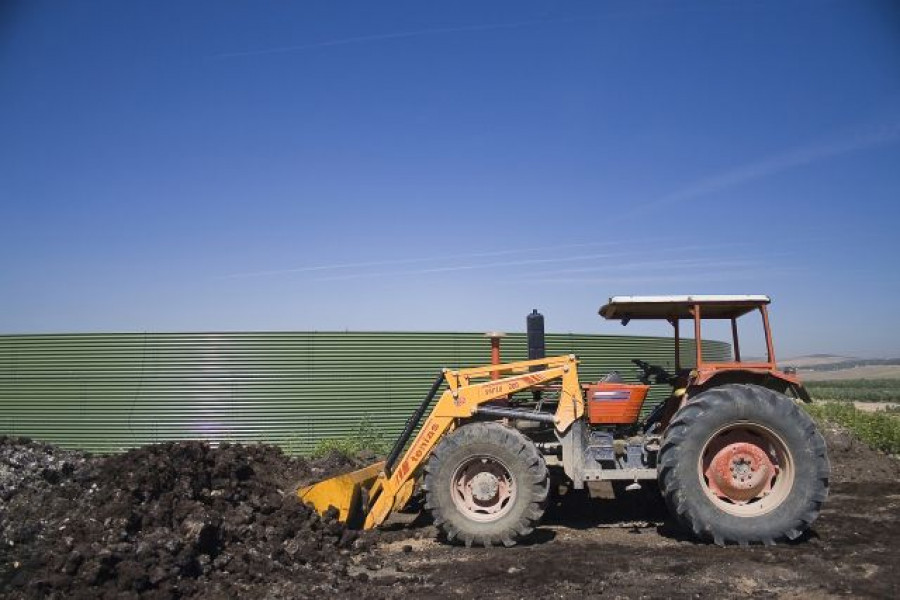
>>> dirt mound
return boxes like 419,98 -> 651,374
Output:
3,423 -> 899,599
820,424 -> 900,483
0,438 -> 371,599
0,436 -> 89,509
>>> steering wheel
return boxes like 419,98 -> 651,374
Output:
631,359 -> 674,385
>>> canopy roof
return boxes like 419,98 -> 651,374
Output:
599,295 -> 771,321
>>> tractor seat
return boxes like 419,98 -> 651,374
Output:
600,371 -> 625,384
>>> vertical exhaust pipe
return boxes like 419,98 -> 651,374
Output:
527,309 -> 545,365
527,309 -> 545,404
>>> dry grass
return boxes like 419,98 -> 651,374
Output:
801,365 -> 900,381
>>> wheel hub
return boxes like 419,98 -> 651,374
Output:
470,471 -> 500,501
451,457 -> 517,523
704,434 -> 777,504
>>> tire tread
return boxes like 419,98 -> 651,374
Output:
424,422 -> 549,547
658,384 -> 829,546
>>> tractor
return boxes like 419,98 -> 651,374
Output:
299,295 -> 829,546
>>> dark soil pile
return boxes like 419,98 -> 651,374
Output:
0,437 -> 369,599
2,423 -> 898,600
820,423 -> 900,483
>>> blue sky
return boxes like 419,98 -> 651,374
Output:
1,0 -> 899,357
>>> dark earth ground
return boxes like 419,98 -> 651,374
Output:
2,423 -> 898,599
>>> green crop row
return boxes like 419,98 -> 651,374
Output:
806,402 -> 900,455
805,379 -> 900,403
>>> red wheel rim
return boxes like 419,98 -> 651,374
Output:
451,456 -> 516,523
699,424 -> 794,517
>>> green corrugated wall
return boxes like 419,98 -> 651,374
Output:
0,332 -> 730,454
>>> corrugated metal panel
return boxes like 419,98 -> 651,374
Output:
0,332 -> 730,454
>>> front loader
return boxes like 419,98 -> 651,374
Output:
298,295 -> 829,547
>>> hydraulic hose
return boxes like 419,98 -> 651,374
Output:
384,371 -> 445,476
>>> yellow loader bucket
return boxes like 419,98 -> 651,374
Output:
297,461 -> 385,527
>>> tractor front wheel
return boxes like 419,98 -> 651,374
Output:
658,384 -> 829,545
423,422 -> 549,547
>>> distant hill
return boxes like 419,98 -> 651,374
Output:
735,354 -> 900,380
779,355 -> 856,369
801,365 -> 900,381
776,355 -> 900,381
791,357 -> 900,372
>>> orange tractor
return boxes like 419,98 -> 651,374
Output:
300,295 -> 828,546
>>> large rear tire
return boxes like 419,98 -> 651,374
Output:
658,384 -> 829,545
423,422 -> 549,547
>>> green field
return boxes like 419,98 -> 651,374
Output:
802,378 -> 900,455
806,402 -> 900,455
805,379 -> 900,403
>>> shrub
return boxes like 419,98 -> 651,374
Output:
806,402 -> 900,455
311,415 -> 390,459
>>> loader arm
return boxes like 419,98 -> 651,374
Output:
298,354 -> 584,530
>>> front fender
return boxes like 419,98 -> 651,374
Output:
689,368 -> 812,402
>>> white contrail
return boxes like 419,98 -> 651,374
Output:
515,257 -> 767,277
312,252 -> 632,282
521,267 -> 798,286
220,241 -> 640,280
226,239 -> 770,282
211,16 -> 589,60
626,120 -> 900,217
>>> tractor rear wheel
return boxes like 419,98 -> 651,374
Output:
658,384 -> 829,545
423,422 -> 549,547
